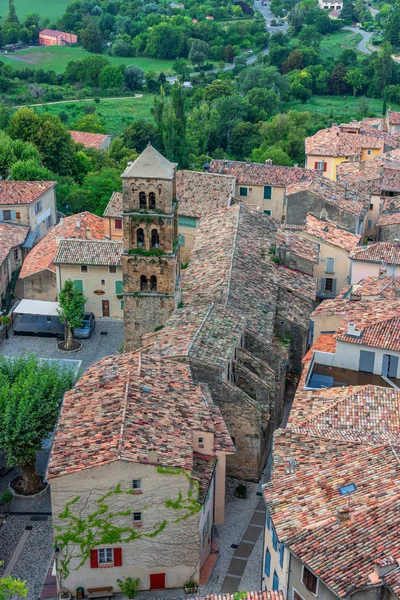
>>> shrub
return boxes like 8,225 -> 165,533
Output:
117,577 -> 140,598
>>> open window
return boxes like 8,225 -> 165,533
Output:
151,229 -> 160,248
137,228 -> 145,247
150,275 -> 157,291
140,275 -> 148,291
139,192 -> 146,209
149,192 -> 156,209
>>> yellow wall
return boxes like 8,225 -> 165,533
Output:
303,233 -> 351,297
360,147 -> 381,161
105,216 -> 123,241
179,222 -> 198,263
237,184 -> 285,222
57,264 -> 124,318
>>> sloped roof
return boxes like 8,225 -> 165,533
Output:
209,159 -> 318,186
176,170 -> 235,218
350,242 -> 400,265
276,229 -> 319,264
303,213 -> 361,253
286,177 -> 368,217
103,192 -> 123,218
39,29 -> 65,36
0,223 -> 29,263
0,181 -> 56,206
20,212 -> 106,279
47,352 -> 234,480
69,130 -> 109,149
336,315 -> 400,352
54,239 -> 122,267
339,276 -> 400,299
384,567 -> 400,598
388,110 -> 400,125
305,126 -> 385,157
122,144 -> 176,180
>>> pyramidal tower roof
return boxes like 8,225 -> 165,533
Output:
122,144 -> 177,180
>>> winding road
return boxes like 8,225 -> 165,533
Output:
343,26 -> 375,55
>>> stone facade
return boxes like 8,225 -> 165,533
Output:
286,190 -> 362,233
377,222 -> 400,241
121,147 -> 181,351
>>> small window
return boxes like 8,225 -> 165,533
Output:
3,210 -> 11,221
279,545 -> 284,568
101,279 -> 105,286
115,218 -> 123,230
81,265 -> 88,273
150,275 -> 157,292
302,566 -> 318,595
263,210 -> 271,215
133,512 -> 142,523
179,234 -> 185,246
239,187 -> 248,197
109,266 -> 117,274
137,228 -> 145,247
132,479 -> 142,490
46,215 -> 53,229
139,192 -> 146,209
151,229 -> 160,248
34,200 -> 42,214
98,548 -> 113,564
367,219 -> 372,228
272,528 -> 278,551
16,212 -> 20,219
326,258 -> 335,274
265,548 -> 271,577
198,437 -> 204,446
140,275 -> 148,291
369,203 -> 373,210
317,161 -> 325,170
13,249 -> 18,261
149,192 -> 156,209
324,277 -> 334,292
264,185 -> 272,199
366,149 -> 372,156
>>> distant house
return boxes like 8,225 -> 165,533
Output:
39,29 -> 78,46
69,130 -> 112,151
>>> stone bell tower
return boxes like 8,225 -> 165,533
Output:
121,144 -> 181,351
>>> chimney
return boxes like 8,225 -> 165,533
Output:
98,374 -> 105,387
359,161 -> 366,171
147,448 -> 158,463
246,158 -> 251,165
86,228 -> 92,240
59,217 -> 64,225
265,158 -> 273,165
279,320 -> 286,340
294,163 -> 298,168
369,557 -> 399,583
143,412 -> 149,423
76,218 -> 81,229
337,507 -> 351,522
55,236 -> 63,246
346,322 -> 362,337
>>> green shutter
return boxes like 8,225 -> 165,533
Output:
179,234 -> 185,246
73,279 -> 83,293
239,187 -> 248,197
178,216 -> 197,228
264,186 -> 272,199
115,280 -> 123,294
120,300 -> 124,310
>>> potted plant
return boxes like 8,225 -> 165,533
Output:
0,489 -> 12,511
184,580 -> 198,594
58,588 -> 72,600
0,315 -> 12,340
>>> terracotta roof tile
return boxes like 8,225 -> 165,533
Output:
209,159 -> 318,186
0,223 -> 29,263
337,315 -> 400,352
0,181 -> 56,206
338,276 -> 400,299
69,130 -> 109,149
103,192 -> 122,218
276,228 -> 319,264
192,453 -> 216,503
384,567 -> 400,598
47,352 -> 234,480
176,170 -> 235,218
54,239 -> 122,267
303,214 -> 361,252
187,593 -> 285,600
305,126 -> 387,157
388,110 -> 400,125
302,333 -> 336,364
20,212 -> 106,279
350,242 -> 400,265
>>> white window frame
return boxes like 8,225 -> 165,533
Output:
198,437 -> 204,446
98,548 -> 113,564
317,161 -> 325,171
109,266 -> 117,274
133,511 -> 142,523
132,479 -> 142,491
81,265 -> 88,273
301,565 -> 319,596
293,588 -> 306,600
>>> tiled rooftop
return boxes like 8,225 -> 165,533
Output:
146,304 -> 246,369
0,181 -> 56,205
69,130 -> 109,149
303,213 -> 361,252
176,170 -> 235,218
286,177 -> 369,217
337,315 -> 400,352
19,212 -> 106,279
377,198 -> 400,226
384,567 -> 400,598
47,352 -> 234,480
339,276 -> 400,299
388,110 -> 400,125
350,242 -> 400,265
103,192 -> 123,218
54,238 -> 122,267
182,204 -> 316,338
187,593 -> 285,600
305,126 -> 385,157
337,150 -> 400,195
209,159 -> 318,186
311,295 -> 400,330
0,222 -> 29,263
276,229 -> 319,264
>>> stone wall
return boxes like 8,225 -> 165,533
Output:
377,223 -> 400,241
122,255 -> 178,296
286,191 -> 359,232
22,269 -> 57,301
124,294 -> 176,351
122,176 -> 176,214
275,245 -> 315,276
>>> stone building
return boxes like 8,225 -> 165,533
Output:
121,145 -> 181,351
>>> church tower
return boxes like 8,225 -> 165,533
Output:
121,144 -> 181,351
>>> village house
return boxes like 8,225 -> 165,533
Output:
350,241 -> 400,283
305,123 -> 399,181
69,130 -> 112,150
290,214 -> 361,299
208,159 -> 318,222
317,0 -> 342,10
386,109 -> 400,135
39,29 -> 78,45
376,196 -> 400,241
0,223 -> 30,308
47,352 -> 235,593
285,177 -> 369,235
0,181 -> 57,247
103,170 -> 236,262
53,238 -> 123,318
19,212 -> 105,301
262,384 -> 400,599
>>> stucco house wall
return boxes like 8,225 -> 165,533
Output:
237,183 -> 285,222
332,340 -> 400,378
22,268 -> 57,301
350,260 -> 399,284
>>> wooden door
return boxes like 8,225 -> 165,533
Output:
149,574 -> 165,590
102,300 -> 110,317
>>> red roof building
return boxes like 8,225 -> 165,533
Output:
39,29 -> 78,46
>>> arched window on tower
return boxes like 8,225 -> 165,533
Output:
140,275 -> 148,291
149,192 -> 156,210
151,229 -> 160,248
150,275 -> 157,292
139,192 -> 146,209
137,228 -> 145,247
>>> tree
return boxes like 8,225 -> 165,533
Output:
228,121 -> 262,160
203,79 -> 234,102
10,159 -> 53,181
124,65 -> 144,91
372,43 -> 394,96
340,0 -> 357,21
386,8 -> 400,48
224,44 -> 235,63
281,49 -> 304,74
345,68 -> 368,95
0,570 -> 27,600
71,113 -> 106,134
58,280 -> 87,350
123,120 -> 159,152
0,354 -> 76,494
99,64 -> 124,90
81,20 -> 103,54
4,0 -> 19,26
189,39 -> 210,68
328,63 -> 349,95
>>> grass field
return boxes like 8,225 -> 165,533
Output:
32,95 -> 155,136
0,0 -> 70,22
0,45 -> 176,74
319,30 -> 363,61
283,95 -> 400,121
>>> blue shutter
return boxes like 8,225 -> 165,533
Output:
264,186 -> 272,199
239,187 -> 248,197
73,280 -> 84,293
279,545 -> 284,568
265,548 -> 271,577
321,277 -> 326,293
326,258 -> 335,273
10,210 -> 16,220
0,210 -> 4,222
272,528 -> 278,551
178,216 -> 197,228
332,278 -> 337,295
266,511 -> 271,530
272,571 -> 279,591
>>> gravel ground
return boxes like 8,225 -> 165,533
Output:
0,320 -> 124,373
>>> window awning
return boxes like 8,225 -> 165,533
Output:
22,230 -> 37,249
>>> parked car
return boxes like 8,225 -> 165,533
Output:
74,312 -> 96,339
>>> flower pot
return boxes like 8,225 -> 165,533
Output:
184,584 -> 198,594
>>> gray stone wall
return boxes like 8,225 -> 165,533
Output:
377,223 -> 400,241
124,294 -> 176,351
286,191 -> 358,232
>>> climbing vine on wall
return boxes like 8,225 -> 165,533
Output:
55,472 -> 201,581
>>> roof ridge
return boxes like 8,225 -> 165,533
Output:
225,203 -> 241,306
186,303 -> 214,356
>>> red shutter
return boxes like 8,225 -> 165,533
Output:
314,161 -> 318,169
90,550 -> 99,568
323,162 -> 327,172
113,548 -> 122,567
